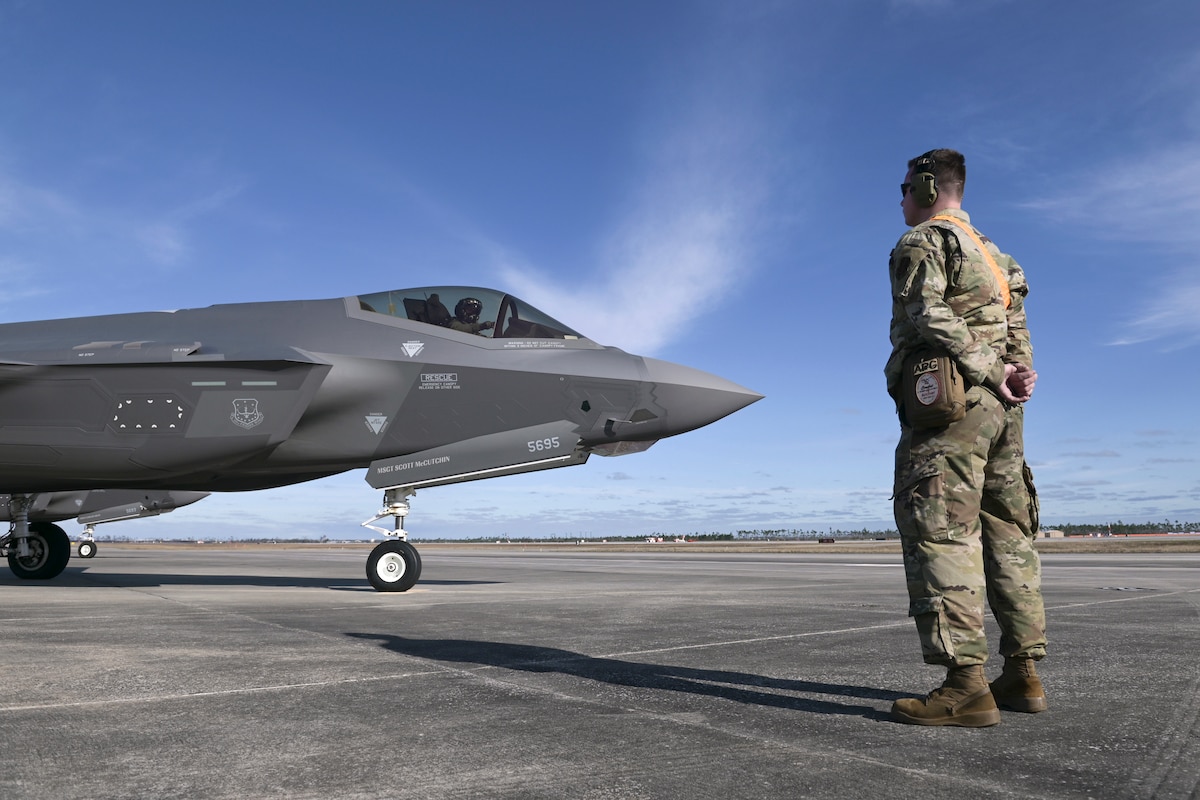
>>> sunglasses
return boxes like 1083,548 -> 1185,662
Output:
900,182 -> 912,198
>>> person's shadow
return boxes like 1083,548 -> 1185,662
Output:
348,633 -> 903,721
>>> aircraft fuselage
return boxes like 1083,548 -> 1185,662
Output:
0,291 -> 759,495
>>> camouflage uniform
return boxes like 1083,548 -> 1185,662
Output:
983,253 -> 1045,661
886,209 -> 1046,667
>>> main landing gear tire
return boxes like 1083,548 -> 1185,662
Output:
7,522 -> 71,580
366,540 -> 422,592
78,541 -> 98,559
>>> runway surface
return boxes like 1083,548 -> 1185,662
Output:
2,544 -> 1198,799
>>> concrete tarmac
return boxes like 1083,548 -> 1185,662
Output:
2,544 -> 1197,799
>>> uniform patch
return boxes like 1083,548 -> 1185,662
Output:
915,373 -> 943,406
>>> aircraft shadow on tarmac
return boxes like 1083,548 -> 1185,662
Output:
6,566 -> 499,591
349,633 -> 903,720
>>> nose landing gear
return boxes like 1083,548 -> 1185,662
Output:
78,525 -> 98,559
361,487 -> 423,592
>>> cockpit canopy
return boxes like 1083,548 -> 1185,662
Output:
357,287 -> 583,340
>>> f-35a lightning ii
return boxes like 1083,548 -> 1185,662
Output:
0,286 -> 761,591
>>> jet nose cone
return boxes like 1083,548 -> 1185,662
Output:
641,357 -> 762,437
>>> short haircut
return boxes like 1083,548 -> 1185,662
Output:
910,149 -> 965,197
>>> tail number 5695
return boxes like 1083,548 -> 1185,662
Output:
527,436 -> 561,453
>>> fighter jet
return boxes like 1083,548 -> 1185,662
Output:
0,286 -> 761,591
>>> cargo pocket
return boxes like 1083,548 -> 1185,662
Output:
910,595 -> 956,663
894,452 -> 952,542
1022,461 -> 1040,537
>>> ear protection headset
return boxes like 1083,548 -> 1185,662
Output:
910,155 -> 938,208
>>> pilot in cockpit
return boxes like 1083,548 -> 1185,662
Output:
449,297 -> 495,335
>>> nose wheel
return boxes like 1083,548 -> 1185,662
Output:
78,526 -> 98,559
366,540 -> 422,592
362,487 -> 424,592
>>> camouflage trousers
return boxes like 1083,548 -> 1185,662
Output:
893,388 -> 1047,667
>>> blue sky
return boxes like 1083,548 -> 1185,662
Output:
2,0 -> 1198,540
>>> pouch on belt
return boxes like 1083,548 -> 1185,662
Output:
902,348 -> 966,430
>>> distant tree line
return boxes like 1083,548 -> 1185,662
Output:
451,532 -> 740,543
438,530 -> 897,543
1049,520 -> 1200,537
455,520 -> 1200,543
733,528 -> 894,540
86,520 -> 1199,544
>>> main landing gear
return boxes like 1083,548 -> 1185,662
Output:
2,495 -> 72,580
361,487 -> 423,592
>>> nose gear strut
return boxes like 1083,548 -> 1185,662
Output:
361,487 -> 422,592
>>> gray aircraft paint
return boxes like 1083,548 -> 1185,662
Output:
0,286 -> 761,589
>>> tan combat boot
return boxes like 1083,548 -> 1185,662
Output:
989,657 -> 1047,713
891,664 -> 1001,727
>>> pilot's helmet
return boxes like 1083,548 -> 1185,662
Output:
455,297 -> 483,323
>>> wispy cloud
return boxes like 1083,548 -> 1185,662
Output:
0,255 -> 50,304
0,166 -> 247,272
130,182 -> 248,267
1025,144 -> 1200,348
1109,278 -> 1200,348
0,172 -> 79,233
1027,145 -> 1200,245
489,26 -> 778,355
499,113 -> 769,354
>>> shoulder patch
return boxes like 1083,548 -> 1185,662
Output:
896,228 -> 942,255
907,222 -> 950,241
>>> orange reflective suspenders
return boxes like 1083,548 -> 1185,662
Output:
931,214 -> 1011,309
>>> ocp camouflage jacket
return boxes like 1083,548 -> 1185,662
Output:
885,208 -> 1030,407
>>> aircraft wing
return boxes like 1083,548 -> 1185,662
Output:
0,489 -> 209,524
75,490 -> 211,526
